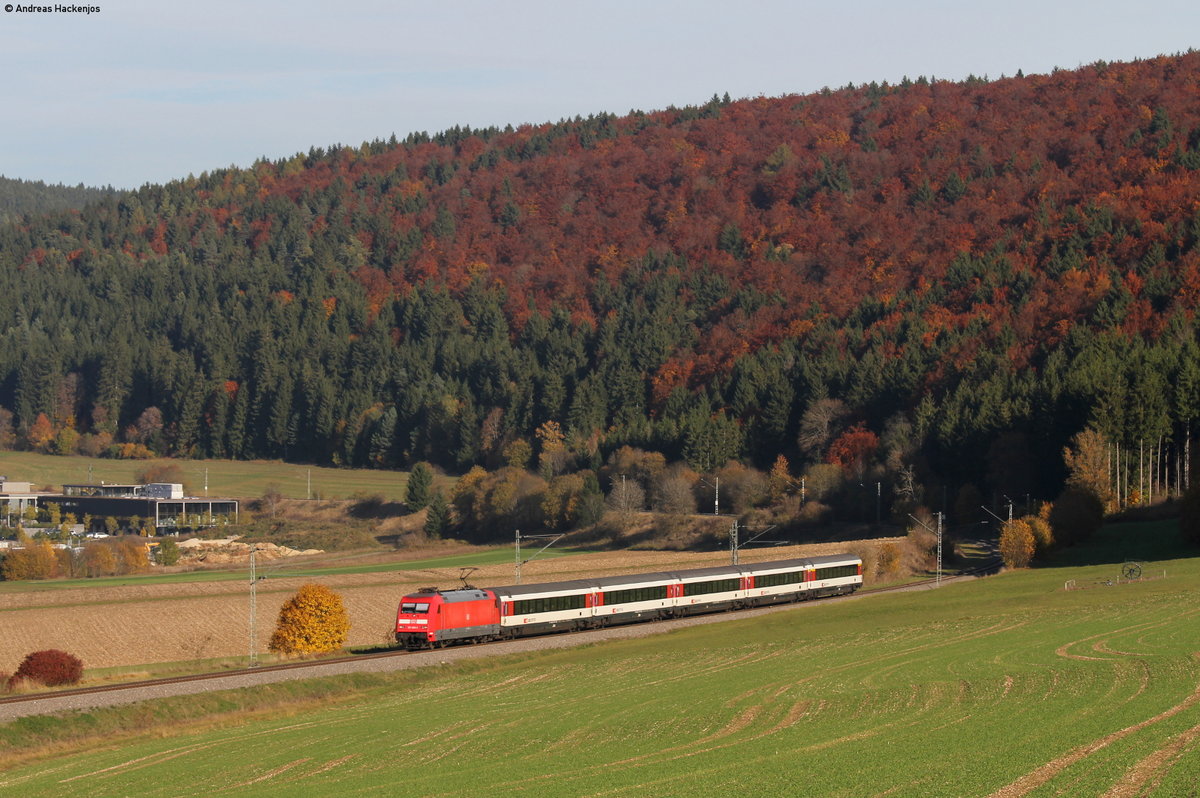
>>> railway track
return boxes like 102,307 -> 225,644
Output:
0,647 -> 410,708
0,560 -> 1001,720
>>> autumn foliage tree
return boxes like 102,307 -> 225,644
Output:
826,424 -> 879,481
1,539 -> 58,581
999,519 -> 1036,569
268,583 -> 351,655
1028,507 -> 1055,554
26,413 -> 55,453
1062,427 -> 1113,510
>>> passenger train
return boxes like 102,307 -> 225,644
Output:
395,553 -> 862,649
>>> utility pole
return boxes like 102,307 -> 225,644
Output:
730,520 -> 780,566
246,544 -> 283,666
937,512 -> 942,586
908,512 -> 944,586
515,530 -> 565,584
699,476 -> 720,516
249,546 -> 261,666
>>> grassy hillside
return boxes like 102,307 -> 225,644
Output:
0,450 -> 433,502
1,520 -> 1197,796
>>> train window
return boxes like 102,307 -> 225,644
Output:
682,578 -> 739,596
400,602 -> 431,614
512,594 -> 586,615
604,585 -> 669,605
815,565 -> 859,580
755,571 -> 801,588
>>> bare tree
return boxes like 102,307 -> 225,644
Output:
606,477 -> 646,520
652,466 -> 698,514
797,398 -> 847,462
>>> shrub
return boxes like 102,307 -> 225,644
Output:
0,540 -> 59,581
877,541 -> 901,577
1027,514 -> 1054,553
10,649 -> 84,687
82,542 -> 118,577
115,537 -> 150,573
157,537 -> 181,566
999,519 -> 1036,568
652,465 -> 699,514
268,583 -> 351,655
1048,487 -> 1104,546
905,517 -> 937,572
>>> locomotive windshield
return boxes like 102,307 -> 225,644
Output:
400,602 -> 431,614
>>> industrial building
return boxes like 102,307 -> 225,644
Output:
46,482 -> 239,534
0,478 -> 40,527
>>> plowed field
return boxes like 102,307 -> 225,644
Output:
0,542 -> 874,672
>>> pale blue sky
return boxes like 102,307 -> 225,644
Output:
1,0 -> 1197,188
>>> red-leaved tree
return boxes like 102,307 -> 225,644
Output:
826,424 -> 879,481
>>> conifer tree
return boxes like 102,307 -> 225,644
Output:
424,489 -> 449,539
406,462 -> 434,511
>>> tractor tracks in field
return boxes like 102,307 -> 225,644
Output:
987,674 -> 1200,797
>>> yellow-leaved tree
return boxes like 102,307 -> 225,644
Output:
999,519 -> 1036,569
268,583 -> 351,655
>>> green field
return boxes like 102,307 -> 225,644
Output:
0,450 -> 428,502
1,520 -> 1198,797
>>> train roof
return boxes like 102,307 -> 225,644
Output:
400,588 -> 493,603
489,554 -> 860,599
490,578 -> 598,599
747,554 -> 860,569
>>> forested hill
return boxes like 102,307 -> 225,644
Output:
2,53 -> 1199,511
0,176 -> 120,226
